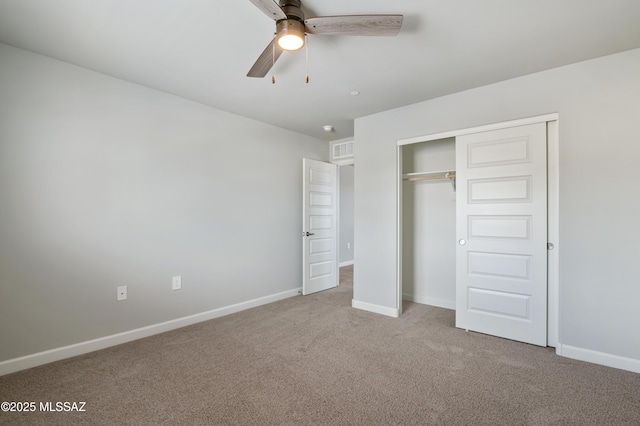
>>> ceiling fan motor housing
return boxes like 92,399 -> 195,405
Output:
279,0 -> 304,22
276,19 -> 305,40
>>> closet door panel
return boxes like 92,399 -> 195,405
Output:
468,215 -> 531,240
456,123 -> 547,346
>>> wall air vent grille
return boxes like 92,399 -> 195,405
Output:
331,140 -> 354,164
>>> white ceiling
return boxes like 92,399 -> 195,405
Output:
0,0 -> 639,141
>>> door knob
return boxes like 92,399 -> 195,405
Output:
304,232 -> 315,237
459,239 -> 466,246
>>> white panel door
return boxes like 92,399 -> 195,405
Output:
303,158 -> 338,295
456,123 -> 548,346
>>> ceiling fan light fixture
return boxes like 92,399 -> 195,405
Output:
276,19 -> 305,51
247,0 -> 404,79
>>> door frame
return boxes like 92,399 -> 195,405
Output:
337,164 -> 355,268
396,113 -> 559,347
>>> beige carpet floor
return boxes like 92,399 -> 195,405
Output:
1,266 -> 639,425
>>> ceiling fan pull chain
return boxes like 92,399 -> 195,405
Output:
305,34 -> 309,84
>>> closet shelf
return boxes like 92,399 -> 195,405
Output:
402,170 -> 456,191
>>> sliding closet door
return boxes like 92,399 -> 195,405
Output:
455,123 -> 547,346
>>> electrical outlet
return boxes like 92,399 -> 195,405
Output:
172,276 -> 182,291
117,285 -> 127,301
347,242 -> 351,250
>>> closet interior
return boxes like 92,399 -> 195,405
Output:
402,137 -> 457,310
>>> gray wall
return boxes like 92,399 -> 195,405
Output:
339,165 -> 354,265
354,49 -> 640,363
0,43 -> 327,362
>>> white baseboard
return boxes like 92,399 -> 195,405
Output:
402,294 -> 455,310
556,343 -> 640,374
352,299 -> 399,318
0,288 -> 301,376
339,260 -> 354,267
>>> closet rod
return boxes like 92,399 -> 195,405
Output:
402,171 -> 456,182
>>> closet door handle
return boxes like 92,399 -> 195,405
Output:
459,239 -> 466,246
304,232 -> 315,237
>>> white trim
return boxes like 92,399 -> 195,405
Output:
547,120 -> 560,347
334,161 -> 341,290
339,260 -> 354,267
397,113 -> 559,146
396,144 -> 403,315
403,294 -> 455,310
331,158 -> 355,166
329,136 -> 355,146
557,344 -> 640,374
352,299 -> 400,318
0,288 -> 301,376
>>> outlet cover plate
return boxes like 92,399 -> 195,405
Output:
172,276 -> 182,291
117,285 -> 127,301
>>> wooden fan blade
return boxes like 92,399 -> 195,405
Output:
247,38 -> 284,78
304,15 -> 403,36
249,0 -> 286,21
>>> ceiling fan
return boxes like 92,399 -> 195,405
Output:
247,0 -> 403,78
